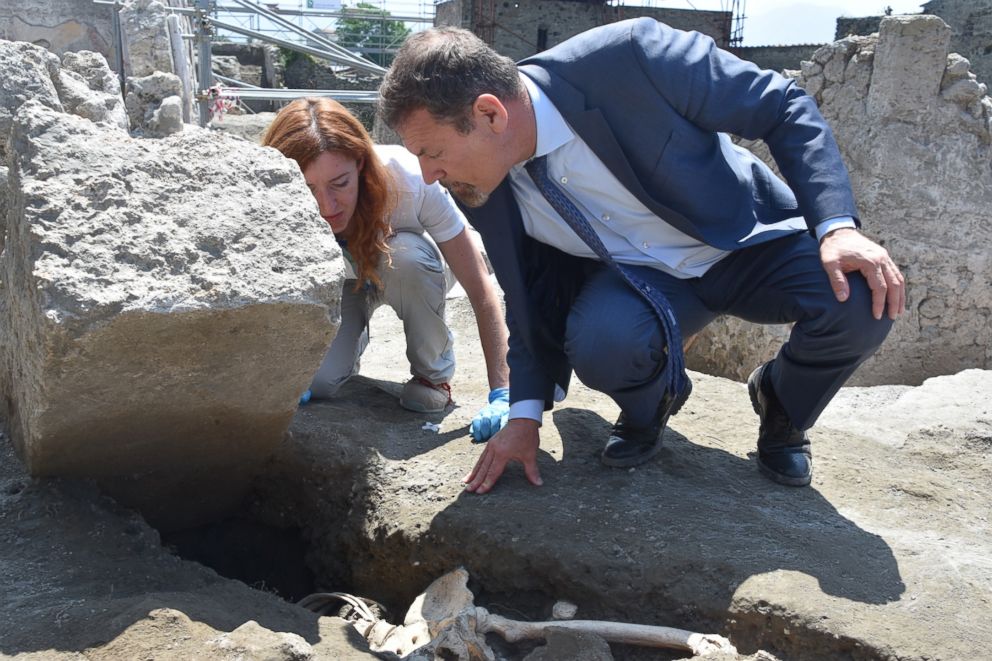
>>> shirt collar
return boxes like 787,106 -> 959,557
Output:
519,72 -> 574,163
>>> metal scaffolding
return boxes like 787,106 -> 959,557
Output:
97,0 -> 425,126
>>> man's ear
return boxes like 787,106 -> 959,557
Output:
473,94 -> 509,134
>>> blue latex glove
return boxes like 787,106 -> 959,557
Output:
470,387 -> 510,443
299,389 -> 312,405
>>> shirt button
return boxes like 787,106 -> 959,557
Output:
642,241 -> 649,249
560,176 -> 568,184
601,213 -> 610,222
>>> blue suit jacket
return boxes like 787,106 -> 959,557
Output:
457,18 -> 859,410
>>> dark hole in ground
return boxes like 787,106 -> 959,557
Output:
161,515 -> 316,603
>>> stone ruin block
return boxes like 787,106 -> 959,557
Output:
867,15 -> 952,122
690,15 -> 992,386
119,0 -> 175,79
0,40 -> 129,160
125,71 -> 183,137
55,50 -> 129,130
0,39 -> 63,161
1,100 -> 343,529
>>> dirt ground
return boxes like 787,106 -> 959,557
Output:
1,294 -> 990,660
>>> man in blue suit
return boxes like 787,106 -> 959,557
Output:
378,19 -> 904,492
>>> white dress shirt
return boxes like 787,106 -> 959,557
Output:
507,74 -> 855,424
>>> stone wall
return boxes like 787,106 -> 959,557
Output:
435,0 -> 729,60
736,44 -> 823,74
0,0 -> 188,75
836,16 -> 884,40
688,15 -> 992,386
837,2 -> 992,85
0,0 -> 115,61
924,0 -> 992,84
283,54 -> 380,129
212,42 -> 282,89
211,42 -> 284,113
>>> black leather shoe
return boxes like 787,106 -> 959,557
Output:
747,362 -> 812,486
601,378 -> 693,468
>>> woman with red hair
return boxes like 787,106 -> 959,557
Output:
263,97 -> 509,440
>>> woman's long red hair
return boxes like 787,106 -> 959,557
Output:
262,97 -> 393,289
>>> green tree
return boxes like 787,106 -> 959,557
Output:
335,2 -> 411,67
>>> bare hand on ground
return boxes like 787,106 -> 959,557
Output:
820,227 -> 905,320
463,418 -> 542,494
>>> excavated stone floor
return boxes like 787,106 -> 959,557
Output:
1,294 -> 990,660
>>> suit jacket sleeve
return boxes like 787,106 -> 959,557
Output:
626,18 -> 859,230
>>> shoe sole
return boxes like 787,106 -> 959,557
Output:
749,366 -> 812,487
600,379 -> 693,469
756,457 -> 812,487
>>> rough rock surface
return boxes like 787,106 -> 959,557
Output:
56,50 -> 129,130
120,0 -> 174,78
1,101 -> 343,529
1,40 -> 129,153
209,111 -> 278,144
0,39 -> 63,160
0,0 -> 114,59
0,163 -> 7,251
0,435 -> 378,660
252,296 -> 992,660
125,70 -> 183,137
688,15 -> 992,386
522,627 -> 614,660
1,291 -> 989,659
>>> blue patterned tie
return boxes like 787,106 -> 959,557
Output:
525,155 -> 687,398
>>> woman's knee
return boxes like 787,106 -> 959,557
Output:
382,232 -> 444,281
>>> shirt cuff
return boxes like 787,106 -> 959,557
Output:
815,216 -> 857,242
509,399 -> 544,425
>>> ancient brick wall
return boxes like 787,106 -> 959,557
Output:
836,1 -> 992,85
836,16 -> 884,40
435,0 -> 729,61
736,44 -> 823,74
924,0 -> 992,84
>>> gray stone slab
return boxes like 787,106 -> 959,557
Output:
2,101 -> 343,529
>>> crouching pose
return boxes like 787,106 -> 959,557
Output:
263,98 -> 511,441
378,22 -> 905,490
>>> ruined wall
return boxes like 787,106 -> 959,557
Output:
838,2 -> 992,85
736,44 -> 823,74
0,0 -> 114,61
836,16 -> 884,40
0,0 -> 188,75
434,1 -> 729,60
923,0 -> 992,84
282,55 -> 380,129
688,15 -> 992,386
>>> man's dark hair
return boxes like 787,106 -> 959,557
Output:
378,27 -> 523,134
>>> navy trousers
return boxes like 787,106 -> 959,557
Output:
563,232 -> 893,430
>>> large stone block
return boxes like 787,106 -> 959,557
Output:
125,70 -> 182,137
56,50 -> 128,130
0,0 -> 115,59
867,15 -> 952,122
1,100 -> 344,529
120,0 -> 174,78
691,15 -> 992,386
0,39 -> 63,160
